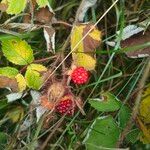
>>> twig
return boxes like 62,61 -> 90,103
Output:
116,57 -> 150,147
40,116 -> 65,150
52,20 -> 72,27
34,56 -> 57,63
20,56 -> 56,73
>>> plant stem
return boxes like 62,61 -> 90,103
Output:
116,57 -> 150,147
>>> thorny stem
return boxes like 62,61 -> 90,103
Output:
116,57 -> 150,147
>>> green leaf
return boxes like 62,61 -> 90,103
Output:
89,92 -> 121,112
0,67 -> 18,78
118,105 -> 131,129
36,0 -> 49,8
83,116 -> 121,150
0,132 -> 8,148
15,73 -> 26,92
1,38 -> 34,65
25,64 -> 47,90
6,106 -> 24,123
2,0 -> 27,15
0,100 -> 8,110
126,129 -> 140,144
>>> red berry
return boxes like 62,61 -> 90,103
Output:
55,96 -> 75,116
71,67 -> 89,85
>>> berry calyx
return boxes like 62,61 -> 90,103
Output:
71,67 -> 89,85
40,95 -> 54,110
55,95 -> 75,116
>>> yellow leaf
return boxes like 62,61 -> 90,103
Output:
25,64 -> 47,90
2,38 -> 34,65
6,106 -> 24,123
71,23 -> 101,53
15,74 -> 26,92
140,128 -> 150,144
138,117 -> 150,144
71,25 -> 85,53
73,53 -> 96,71
71,23 -> 101,70
1,0 -> 27,15
28,63 -> 47,72
139,85 -> 150,124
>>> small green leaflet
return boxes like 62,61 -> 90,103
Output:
1,38 -> 34,65
0,132 -> 8,148
126,129 -> 140,144
118,105 -> 131,129
0,67 -> 18,78
2,0 -> 27,15
25,64 -> 47,90
89,92 -> 121,112
6,105 -> 24,123
83,116 -> 121,150
36,0 -> 49,8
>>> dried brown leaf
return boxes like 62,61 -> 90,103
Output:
121,30 -> 150,58
0,76 -> 18,92
35,7 -> 54,24
0,3 -> 8,12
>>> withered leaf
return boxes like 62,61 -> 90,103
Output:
121,30 -> 150,58
43,27 -> 55,52
0,3 -> 8,12
71,23 -> 101,70
35,7 -> 54,24
71,23 -> 101,54
0,76 -> 18,92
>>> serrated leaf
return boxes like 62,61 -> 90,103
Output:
0,67 -> 18,78
6,106 -> 24,123
72,53 -> 96,70
36,0 -> 49,8
15,74 -> 26,92
71,23 -> 101,70
0,76 -> 18,92
83,116 -> 120,150
118,105 -> 131,129
0,67 -> 26,92
29,63 -> 47,72
2,0 -> 27,15
71,24 -> 101,53
2,38 -> 34,65
139,85 -> 150,124
25,64 -> 47,90
89,92 -> 121,112
126,129 -> 140,144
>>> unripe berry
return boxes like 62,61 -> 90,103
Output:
55,95 -> 75,116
